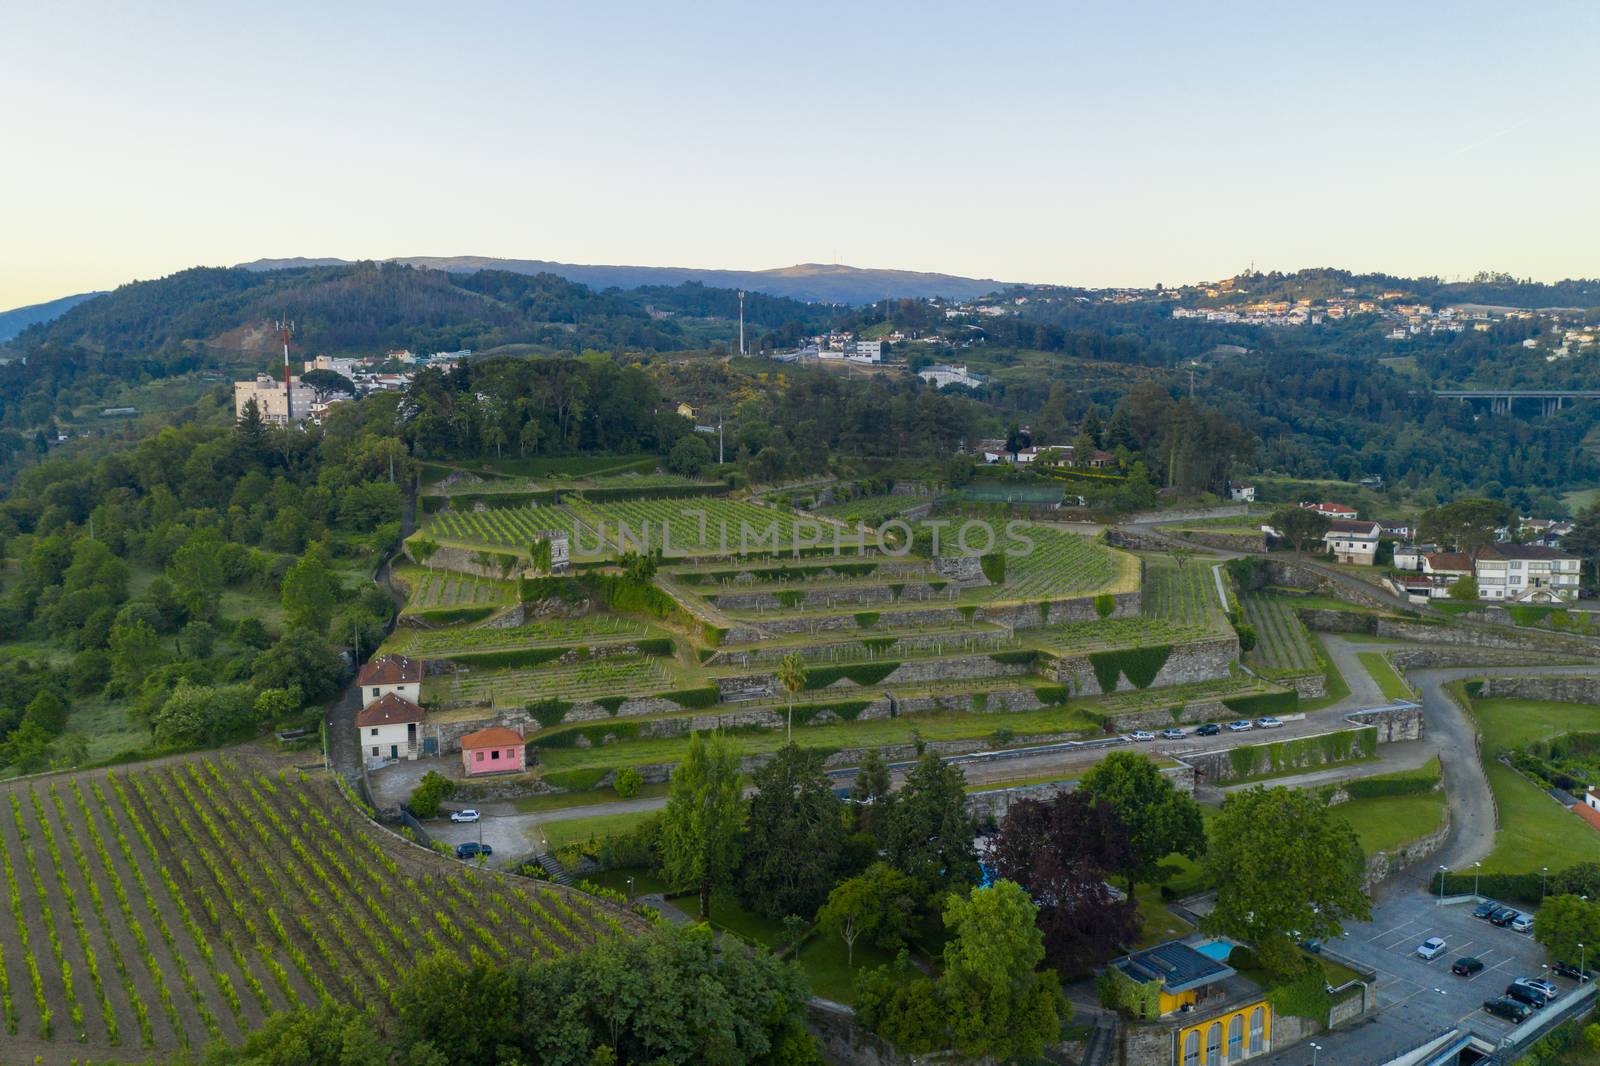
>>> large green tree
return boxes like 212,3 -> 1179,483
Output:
1203,786 -> 1371,975
1419,498 -> 1511,556
817,862 -> 919,966
1269,507 -> 1332,554
1076,751 -> 1204,894
881,751 -> 980,898
939,880 -> 1064,1060
281,542 -> 342,635
740,743 -> 847,920
660,731 -> 744,920
1534,894 -> 1600,967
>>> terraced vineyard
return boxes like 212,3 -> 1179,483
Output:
0,757 -> 631,1059
384,616 -> 648,658
395,566 -> 518,611
1141,555 -> 1224,627
1238,591 -> 1323,676
814,495 -> 918,524
433,656 -> 671,705
573,498 -> 869,556
1027,616 -> 1214,655
980,526 -> 1138,601
424,504 -> 585,551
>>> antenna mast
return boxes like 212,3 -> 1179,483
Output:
276,318 -> 296,421
737,291 -> 746,356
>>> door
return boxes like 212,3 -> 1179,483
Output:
390,744 -> 398,759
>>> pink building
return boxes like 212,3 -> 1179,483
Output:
460,727 -> 526,776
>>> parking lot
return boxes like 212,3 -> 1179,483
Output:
1263,892 -> 1584,1064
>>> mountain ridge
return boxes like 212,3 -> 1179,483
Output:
0,292 -> 107,343
235,256 -> 1005,304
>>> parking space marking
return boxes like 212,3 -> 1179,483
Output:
1367,919 -> 1421,943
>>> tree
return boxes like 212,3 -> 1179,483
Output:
659,731 -> 744,920
881,751 -> 980,898
1269,507 -> 1332,554
1552,862 -> 1600,899
817,862 -> 919,966
777,652 -> 806,742
849,747 -> 893,835
1448,573 -> 1478,600
252,630 -> 346,703
1076,751 -> 1204,895
1534,894 -> 1600,967
1419,498 -> 1511,557
667,434 -> 712,477
281,543 -> 341,635
740,743 -> 846,920
22,689 -> 69,734
529,537 -> 553,575
300,368 -> 357,402
991,792 -> 1140,976
940,880 -> 1064,1061
108,617 -> 164,691
613,766 -> 642,799
202,1002 -> 386,1066
409,771 -> 457,818
1202,786 -> 1371,975
236,395 -> 266,441
410,537 -> 440,570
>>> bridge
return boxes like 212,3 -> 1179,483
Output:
1429,389 -> 1600,416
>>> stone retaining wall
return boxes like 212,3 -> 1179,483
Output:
1051,635 -> 1238,695
721,589 -> 1140,643
708,581 -> 951,611
965,763 -> 1195,822
1477,675 -> 1600,703
717,654 -> 1038,702
1179,726 -> 1379,785
1345,703 -> 1423,742
1387,647 -> 1552,671
1363,806 -> 1451,889
1265,560 -> 1397,610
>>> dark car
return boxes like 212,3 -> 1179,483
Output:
1195,723 -> 1221,737
1452,957 -> 1485,977
1472,900 -> 1499,920
1489,906 -> 1519,926
1554,960 -> 1594,982
1502,982 -> 1545,1009
1483,996 -> 1532,1022
455,842 -> 494,860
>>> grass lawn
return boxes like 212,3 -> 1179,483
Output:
66,695 -> 149,761
793,931 -> 913,1004
1299,636 -> 1352,712
1463,697 -> 1600,874
1133,888 -> 1194,948
540,810 -> 652,851
586,865 -> 673,898
511,782 -> 669,814
1334,793 -> 1447,855
1357,652 -> 1414,701
1563,488 -> 1600,513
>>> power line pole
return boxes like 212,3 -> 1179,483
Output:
737,290 -> 746,356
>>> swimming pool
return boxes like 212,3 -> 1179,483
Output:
1194,938 -> 1240,962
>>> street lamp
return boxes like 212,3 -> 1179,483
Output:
1542,865 -> 1549,901
1582,942 -> 1587,979
1310,1041 -> 1322,1066
1473,861 -> 1482,900
1438,865 -> 1447,905
626,877 -> 635,902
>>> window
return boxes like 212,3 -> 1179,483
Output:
474,751 -> 484,762
491,749 -> 501,760
371,687 -> 380,697
1206,1022 -> 1222,1065
1249,1007 -> 1265,1053
371,746 -> 379,757
1228,1014 -> 1243,1060
1183,1030 -> 1201,1066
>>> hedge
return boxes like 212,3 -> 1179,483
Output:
527,699 -> 573,729
1431,870 -> 1544,906
804,662 -> 901,690
1340,766 -> 1441,800
980,552 -> 1006,585
854,612 -> 881,628
450,646 -> 572,669
1225,727 -> 1378,779
520,576 -> 585,603
989,650 -> 1040,666
1094,594 -> 1116,620
776,590 -> 806,608
1087,645 -> 1172,693
1035,685 -> 1071,705
406,605 -> 497,626
633,638 -> 674,656
542,767 -> 609,791
659,686 -> 720,709
535,722 -> 641,749
1221,690 -> 1299,716
791,700 -> 872,726
596,695 -> 627,715
701,623 -> 728,647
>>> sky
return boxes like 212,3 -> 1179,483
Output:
3,0 -> 1599,309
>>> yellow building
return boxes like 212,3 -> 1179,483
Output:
1109,939 -> 1276,1065
1176,1000 -> 1271,1065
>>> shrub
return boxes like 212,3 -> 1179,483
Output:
980,553 -> 1006,585
1094,593 -> 1116,619
596,695 -> 627,715
527,699 -> 572,729
854,612 -> 881,628
408,771 -> 456,819
1232,622 -> 1257,652
451,646 -> 570,669
658,686 -> 720,709
804,662 -> 900,690
1228,945 -> 1257,970
613,766 -> 643,799
1087,645 -> 1172,693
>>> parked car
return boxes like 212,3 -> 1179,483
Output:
449,809 -> 481,823
1452,957 -> 1484,977
1416,937 -> 1448,960
1472,900 -> 1500,920
1553,960 -> 1593,982
1299,937 -> 1323,954
1195,723 -> 1221,737
1227,720 -> 1254,732
1502,982 -> 1546,1009
1510,912 -> 1534,934
1129,730 -> 1156,742
1513,977 -> 1559,1003
1483,996 -> 1533,1022
455,842 -> 494,860
1254,716 -> 1284,729
1160,728 -> 1186,740
1489,906 -> 1519,927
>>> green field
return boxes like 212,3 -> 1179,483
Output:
384,615 -> 647,658
1357,652 -> 1413,701
1026,616 -> 1214,655
978,526 -> 1140,602
431,655 -> 672,705
542,811 -> 654,852
814,494 -> 917,524
1464,697 -> 1600,873
1335,793 -> 1447,855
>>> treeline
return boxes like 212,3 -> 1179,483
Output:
0,397 -> 413,771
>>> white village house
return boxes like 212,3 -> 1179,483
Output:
356,655 -> 427,767
1322,519 -> 1380,565
1474,543 -> 1580,602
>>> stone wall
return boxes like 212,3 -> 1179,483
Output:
709,630 -> 1011,668
1363,806 -> 1450,889
1477,675 -> 1600,703
708,581 -> 950,611
715,654 -> 1038,702
965,763 -> 1195,821
1176,530 -> 1267,552
1052,635 -> 1238,695
1265,560 -> 1397,610
721,589 -> 1140,643
410,544 -> 529,579
1345,704 -> 1423,742
1104,698 -> 1237,732
1283,672 -> 1327,699
1296,608 -> 1378,635
804,998 -> 1004,1066
1179,726 -> 1378,785
1387,647 -> 1556,671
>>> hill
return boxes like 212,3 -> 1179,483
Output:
0,290 -> 105,342
238,256 -> 1004,304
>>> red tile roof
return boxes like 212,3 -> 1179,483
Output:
1325,519 -> 1380,536
1478,544 -> 1576,562
459,726 -> 526,749
1423,552 -> 1474,573
354,692 -> 426,728
357,654 -> 423,686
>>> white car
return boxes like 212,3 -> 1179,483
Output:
1160,728 -> 1186,740
1227,720 -> 1254,732
1129,730 -> 1156,742
1416,937 -> 1448,960
449,809 -> 481,823
1254,716 -> 1284,729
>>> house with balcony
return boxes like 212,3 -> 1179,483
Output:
357,692 -> 427,767
1474,543 -> 1580,602
1322,519 -> 1381,565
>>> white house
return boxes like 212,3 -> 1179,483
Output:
1422,552 -> 1475,581
358,692 -> 427,765
1322,519 -> 1381,565
234,373 -> 317,425
1300,501 -> 1358,520
357,655 -> 424,706
1474,544 -> 1580,602
847,340 -> 883,363
1228,482 -> 1256,503
1392,543 -> 1438,571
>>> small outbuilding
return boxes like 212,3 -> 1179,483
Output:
460,726 -> 527,776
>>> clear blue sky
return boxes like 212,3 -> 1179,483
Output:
3,0 -> 1598,307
